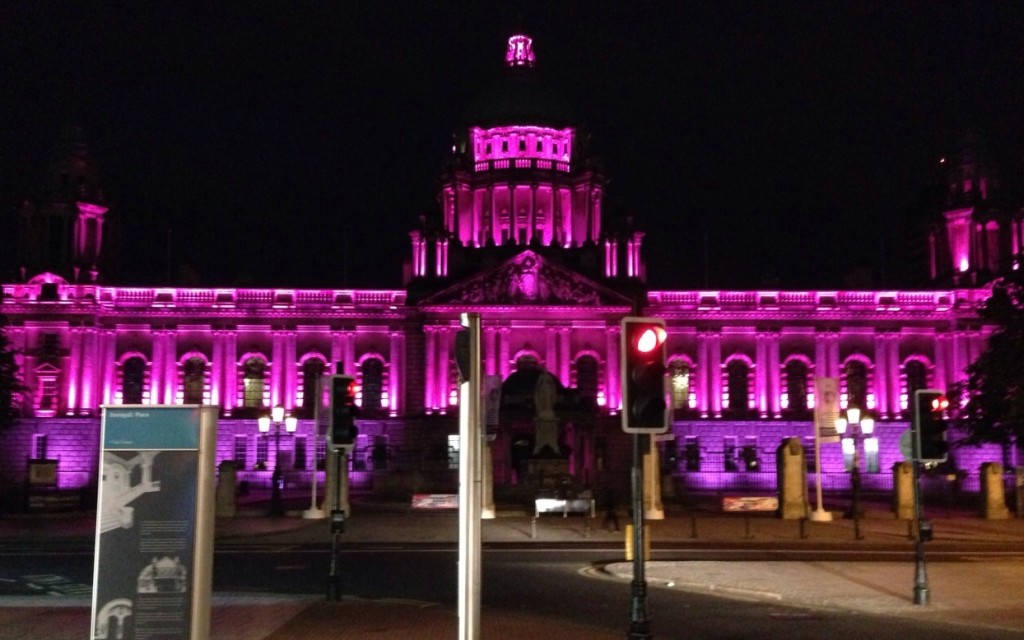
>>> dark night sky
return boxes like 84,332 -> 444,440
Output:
3,2 -> 1024,290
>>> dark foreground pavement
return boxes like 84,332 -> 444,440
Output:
2,494 -> 1024,639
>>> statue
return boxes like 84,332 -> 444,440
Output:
533,371 -> 561,456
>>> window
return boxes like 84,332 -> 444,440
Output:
575,355 -> 599,405
360,357 -> 384,410
448,434 -> 460,470
905,360 -> 928,403
183,357 -> 206,404
255,436 -> 269,468
37,375 -> 59,415
669,360 -> 691,410
233,435 -> 248,469
301,359 -> 326,412
845,360 -> 868,409
370,436 -> 389,470
316,436 -> 327,470
122,356 -> 147,404
683,436 -> 701,471
784,360 -> 809,413
32,434 -> 48,459
742,438 -> 760,471
725,360 -> 750,415
293,436 -> 307,470
42,333 -> 61,357
724,437 -> 739,472
243,357 -> 266,408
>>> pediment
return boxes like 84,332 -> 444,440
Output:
421,250 -> 632,307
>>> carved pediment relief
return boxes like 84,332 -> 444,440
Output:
422,250 -> 631,306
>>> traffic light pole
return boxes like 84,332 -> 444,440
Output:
628,433 -> 652,639
911,455 -> 929,605
457,312 -> 482,640
327,448 -> 346,601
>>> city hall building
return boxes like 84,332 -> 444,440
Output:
0,35 -> 1011,507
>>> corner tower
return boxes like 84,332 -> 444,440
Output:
16,126 -> 109,283
408,34 -> 647,292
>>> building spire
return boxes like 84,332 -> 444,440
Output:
505,34 -> 536,68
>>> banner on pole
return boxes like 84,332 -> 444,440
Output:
813,377 -> 841,444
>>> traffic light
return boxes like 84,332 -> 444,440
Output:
621,316 -> 669,433
913,389 -> 949,463
329,375 -> 359,451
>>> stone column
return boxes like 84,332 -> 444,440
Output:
271,330 -> 285,408
697,332 -> 710,417
67,325 -> 84,414
424,326 -> 437,411
874,333 -> 889,419
606,325 -> 620,413
755,333 -> 768,418
102,328 -> 117,405
934,333 -> 950,395
284,330 -> 297,410
545,326 -> 558,378
768,332 -> 781,418
81,326 -> 98,412
223,330 -> 238,415
150,328 -> 164,404
709,333 -> 722,417
558,326 -> 571,386
440,326 -> 452,411
389,331 -> 404,414
498,327 -> 511,379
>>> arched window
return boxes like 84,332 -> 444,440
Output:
669,360 -> 692,410
725,360 -> 751,415
301,358 -> 326,412
575,355 -> 599,404
123,356 -> 147,405
845,360 -> 868,410
183,357 -> 206,404
242,357 -> 266,408
905,359 -> 928,402
784,359 -> 809,413
361,357 -> 384,410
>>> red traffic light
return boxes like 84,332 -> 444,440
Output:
633,325 -> 667,354
621,316 -> 669,434
930,395 -> 949,412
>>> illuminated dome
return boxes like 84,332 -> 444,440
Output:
464,34 -> 575,128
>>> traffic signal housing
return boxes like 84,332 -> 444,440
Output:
621,316 -> 669,434
913,389 -> 949,463
329,374 -> 359,451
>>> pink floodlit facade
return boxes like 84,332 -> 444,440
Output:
0,33 -> 1015,504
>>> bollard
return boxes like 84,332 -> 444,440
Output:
622,524 -> 647,557
981,462 -> 1011,520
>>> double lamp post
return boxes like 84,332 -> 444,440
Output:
835,407 -> 875,540
258,406 -> 297,517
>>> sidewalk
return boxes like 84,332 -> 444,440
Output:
2,495 -> 1024,639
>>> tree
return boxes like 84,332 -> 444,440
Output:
0,315 -> 24,431
958,271 -> 1024,446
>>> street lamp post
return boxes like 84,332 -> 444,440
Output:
835,407 -> 875,540
258,406 -> 297,517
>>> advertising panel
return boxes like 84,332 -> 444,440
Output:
91,406 -> 217,640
